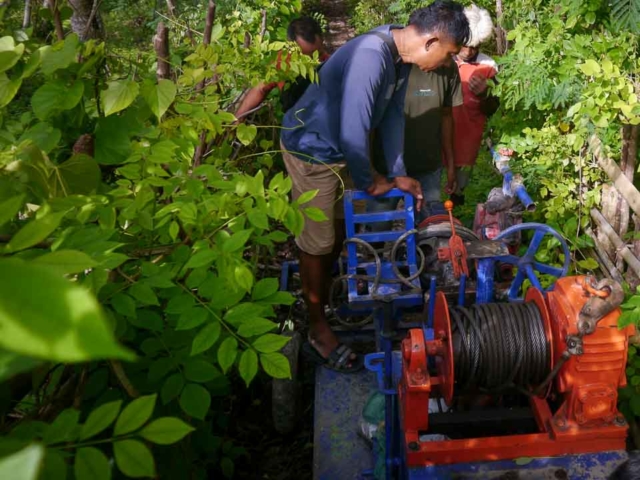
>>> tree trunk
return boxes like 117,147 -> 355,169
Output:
495,0 -> 507,55
23,0 -> 32,28
68,0 -> 105,41
154,21 -> 170,80
165,0 -> 177,18
616,125 -> 637,272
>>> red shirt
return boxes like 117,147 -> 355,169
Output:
261,50 -> 330,95
453,54 -> 498,167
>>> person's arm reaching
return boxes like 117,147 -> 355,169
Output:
441,106 -> 456,194
235,83 -> 278,121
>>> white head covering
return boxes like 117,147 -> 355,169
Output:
464,4 -> 494,47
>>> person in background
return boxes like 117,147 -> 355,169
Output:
280,1 -> 470,372
451,4 -> 500,205
234,17 -> 330,120
368,57 -> 462,227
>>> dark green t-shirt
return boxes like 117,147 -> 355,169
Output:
373,62 -> 462,176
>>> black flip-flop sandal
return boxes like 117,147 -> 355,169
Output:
302,342 -> 364,373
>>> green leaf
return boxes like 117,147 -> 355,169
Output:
113,440 -> 155,478
0,36 -> 25,73
252,334 -> 290,353
304,207 -> 328,222
177,307 -> 209,331
0,444 -> 44,480
236,123 -> 257,146
0,194 -> 25,229
19,122 -> 61,154
258,291 -> 296,306
297,189 -> 319,204
142,79 -> 176,120
94,115 -> 131,165
80,400 -> 122,440
238,350 -> 258,386
221,457 -> 234,478
161,374 -> 185,405
0,349 -> 41,383
191,322 -> 221,356
179,383 -> 211,420
32,80 -> 84,121
101,80 -> 140,117
43,409 -> 80,445
41,450 -> 67,480
50,154 -> 101,196
114,394 -> 157,436
184,359 -> 219,383
6,211 -> 67,253
128,283 -> 159,306
217,337 -> 238,374
111,293 -> 137,318
234,265 -> 254,292
260,352 -> 291,379
33,250 -> 97,275
579,59 -> 601,76
40,34 -> 79,74
0,73 -> 21,108
165,294 -> 194,314
75,447 -> 111,480
140,417 -> 195,445
223,229 -> 253,253
185,249 -> 217,269
248,210 -> 269,229
0,259 -> 134,362
252,278 -> 279,301
237,318 -> 277,337
577,258 -> 599,270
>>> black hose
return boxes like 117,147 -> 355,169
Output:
450,302 -> 550,394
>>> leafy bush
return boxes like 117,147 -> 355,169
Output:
0,0 -> 320,477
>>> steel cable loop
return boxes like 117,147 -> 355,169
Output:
450,301 -> 549,394
327,234 -> 424,328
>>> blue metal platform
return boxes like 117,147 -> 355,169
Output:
312,362 -> 628,480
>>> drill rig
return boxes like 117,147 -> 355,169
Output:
301,186 -> 632,480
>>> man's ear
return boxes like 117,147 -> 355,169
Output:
424,37 -> 438,51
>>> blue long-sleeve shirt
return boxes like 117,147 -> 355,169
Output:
280,25 -> 409,191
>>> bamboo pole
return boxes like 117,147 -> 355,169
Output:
591,208 -> 640,278
585,227 -> 624,283
589,134 -> 640,218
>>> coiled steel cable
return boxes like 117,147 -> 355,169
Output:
328,232 -> 426,327
450,302 -> 550,394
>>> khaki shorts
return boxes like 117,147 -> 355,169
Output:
281,143 -> 356,255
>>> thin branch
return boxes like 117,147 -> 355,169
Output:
50,0 -> 64,41
259,9 -> 267,40
109,360 -> 139,398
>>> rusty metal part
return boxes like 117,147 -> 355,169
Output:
577,277 -> 624,335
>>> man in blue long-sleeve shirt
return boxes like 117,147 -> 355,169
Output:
280,1 -> 470,371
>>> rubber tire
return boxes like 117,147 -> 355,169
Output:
271,331 -> 303,435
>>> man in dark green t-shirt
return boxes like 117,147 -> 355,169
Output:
368,60 -> 463,225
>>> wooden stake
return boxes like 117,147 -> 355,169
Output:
591,208 -> 640,278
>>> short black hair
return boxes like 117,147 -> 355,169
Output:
409,1 -> 470,47
287,16 -> 323,44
